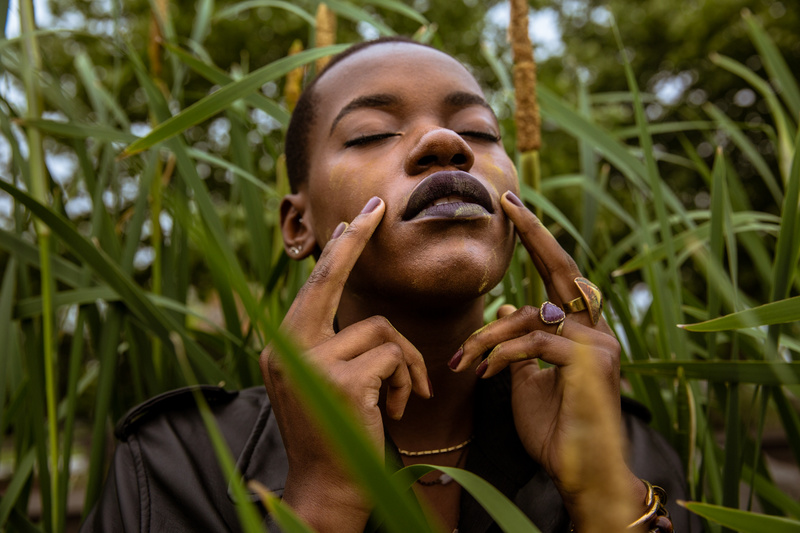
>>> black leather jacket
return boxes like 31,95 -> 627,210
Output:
81,373 -> 701,532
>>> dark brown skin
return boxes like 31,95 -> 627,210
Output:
260,43 -> 646,532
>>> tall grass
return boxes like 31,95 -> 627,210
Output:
0,2 -> 798,532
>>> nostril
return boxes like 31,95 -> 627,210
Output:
451,153 -> 468,166
417,154 -> 438,167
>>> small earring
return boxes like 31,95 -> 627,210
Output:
289,245 -> 302,256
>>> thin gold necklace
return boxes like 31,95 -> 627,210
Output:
397,435 -> 474,457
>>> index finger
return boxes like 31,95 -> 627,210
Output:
288,196 -> 385,329
501,192 -> 608,330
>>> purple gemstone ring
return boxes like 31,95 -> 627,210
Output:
539,301 -> 566,326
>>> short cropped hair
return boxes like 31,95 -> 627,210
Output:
284,36 -> 435,192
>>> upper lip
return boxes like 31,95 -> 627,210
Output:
402,171 -> 495,220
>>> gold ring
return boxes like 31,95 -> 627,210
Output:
563,277 -> 603,325
555,321 -> 565,336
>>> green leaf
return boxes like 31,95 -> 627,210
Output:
249,481 -> 316,533
0,449 -> 36,526
0,179 -> 231,385
679,296 -> 800,331
325,0 -> 395,36
15,118 -> 136,143
123,45 -> 349,156
163,42 -> 291,127
742,9 -> 800,119
213,0 -> 315,25
396,465 -> 541,533
355,0 -> 428,26
681,501 -> 800,533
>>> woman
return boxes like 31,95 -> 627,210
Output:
82,37 -> 695,533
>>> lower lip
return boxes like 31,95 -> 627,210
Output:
411,202 -> 491,220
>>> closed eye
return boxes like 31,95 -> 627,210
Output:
458,130 -> 501,143
343,133 -> 400,148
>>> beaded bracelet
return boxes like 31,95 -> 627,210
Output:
569,479 -> 673,533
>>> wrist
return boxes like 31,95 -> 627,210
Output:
282,471 -> 371,532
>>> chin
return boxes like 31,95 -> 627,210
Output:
351,243 -> 513,309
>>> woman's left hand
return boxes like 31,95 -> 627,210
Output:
450,191 -> 641,526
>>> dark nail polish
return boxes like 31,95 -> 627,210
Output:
505,191 -> 524,208
361,196 -> 382,214
331,222 -> 347,239
476,360 -> 488,378
427,377 -> 434,398
448,348 -> 463,370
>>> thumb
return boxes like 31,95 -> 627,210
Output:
497,304 -> 518,320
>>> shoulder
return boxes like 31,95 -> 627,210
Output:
115,385 -> 268,442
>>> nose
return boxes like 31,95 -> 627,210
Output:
404,128 -> 475,175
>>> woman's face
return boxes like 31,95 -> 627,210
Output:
301,43 -> 519,305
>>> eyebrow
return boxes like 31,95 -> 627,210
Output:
330,94 -> 400,134
443,91 -> 494,114
328,90 -> 496,135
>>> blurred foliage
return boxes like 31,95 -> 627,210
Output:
1,1 -> 799,532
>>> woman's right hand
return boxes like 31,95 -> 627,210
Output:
260,196 -> 432,532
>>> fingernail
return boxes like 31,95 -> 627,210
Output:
475,360 -> 488,378
505,191 -> 524,208
448,348 -> 463,370
427,377 -> 434,398
361,196 -> 382,214
331,221 -> 347,239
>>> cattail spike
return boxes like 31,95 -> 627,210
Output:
510,0 -> 541,153
285,40 -> 304,112
315,3 -> 337,72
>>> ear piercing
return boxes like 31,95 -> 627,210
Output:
289,246 -> 302,255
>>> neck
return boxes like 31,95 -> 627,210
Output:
336,291 -> 485,453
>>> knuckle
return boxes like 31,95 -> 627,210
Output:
528,329 -> 549,349
367,315 -> 393,334
385,342 -> 404,361
518,305 -> 538,323
305,262 -> 334,287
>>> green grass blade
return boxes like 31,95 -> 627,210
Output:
14,118 -> 136,143
680,296 -> 800,331
0,449 -> 36,526
123,44 -> 348,156
703,103 -> 782,204
0,179 -> 231,384
681,501 -> 800,533
263,333 -> 435,533
710,52 -> 796,181
742,10 -> 800,119
396,465 -> 541,533
325,0 -> 395,36
213,0 -> 315,25
186,146 -> 278,197
190,0 -> 214,44
520,185 -> 596,262
249,481 -> 316,533
356,0 -> 428,26
163,42 -> 290,126
170,334 -> 267,533
767,129 -> 800,358
480,41 -> 512,94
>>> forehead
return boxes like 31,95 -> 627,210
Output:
312,43 -> 485,126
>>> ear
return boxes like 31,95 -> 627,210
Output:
280,192 -> 317,260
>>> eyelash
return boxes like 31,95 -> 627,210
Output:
343,130 -> 501,148
458,130 -> 502,143
343,133 -> 399,147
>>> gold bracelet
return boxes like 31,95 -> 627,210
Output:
569,479 -> 673,533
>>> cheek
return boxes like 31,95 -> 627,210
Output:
475,152 -> 519,195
